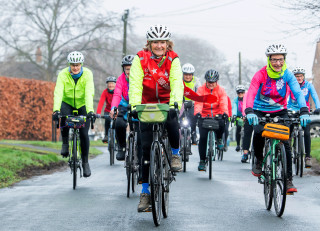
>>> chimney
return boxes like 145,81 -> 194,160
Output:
36,46 -> 42,63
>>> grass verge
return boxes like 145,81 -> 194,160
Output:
0,144 -> 65,188
311,137 -> 320,162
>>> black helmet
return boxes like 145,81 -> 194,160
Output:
205,69 -> 219,82
236,85 -> 245,93
121,55 -> 134,67
106,76 -> 116,84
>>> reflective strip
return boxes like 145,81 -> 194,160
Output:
168,56 -> 172,62
140,57 -> 144,60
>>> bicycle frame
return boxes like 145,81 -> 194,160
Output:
261,138 -> 280,183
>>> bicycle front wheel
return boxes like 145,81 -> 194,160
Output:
72,134 -> 77,190
162,140 -> 171,218
183,130 -> 187,172
263,140 -> 273,210
108,129 -> 115,166
293,134 -> 299,176
126,136 -> 133,198
298,130 -> 304,177
273,143 -> 287,217
208,131 -> 214,180
150,141 -> 162,226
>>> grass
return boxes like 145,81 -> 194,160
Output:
311,137 -> 320,162
0,139 -> 103,156
0,144 -> 64,188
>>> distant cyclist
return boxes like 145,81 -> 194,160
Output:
287,67 -> 320,168
223,96 -> 232,152
232,85 -> 246,152
96,76 -> 116,143
52,51 -> 95,177
194,69 -> 228,171
182,63 -> 201,144
246,44 -> 310,193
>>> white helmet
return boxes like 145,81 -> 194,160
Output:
292,67 -> 305,75
146,25 -> 171,41
182,63 -> 195,74
236,85 -> 245,93
67,51 -> 84,64
265,44 -> 287,57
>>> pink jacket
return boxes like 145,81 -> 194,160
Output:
111,72 -> 129,109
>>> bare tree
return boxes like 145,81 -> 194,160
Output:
277,0 -> 320,33
0,0 -> 121,81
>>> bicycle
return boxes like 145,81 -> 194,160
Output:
125,105 -> 140,198
57,110 -> 94,190
201,115 -> 221,179
108,108 -> 117,166
288,111 -> 304,177
180,101 -> 193,172
256,114 -> 297,217
216,116 -> 228,161
136,103 -> 177,226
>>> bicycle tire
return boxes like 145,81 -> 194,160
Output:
150,141 -> 162,226
126,136 -> 134,198
293,134 -> 299,176
208,131 -> 213,180
72,134 -> 77,190
162,140 -> 170,218
273,142 -> 287,217
183,130 -> 187,172
298,130 -> 304,177
263,140 -> 273,210
132,138 -> 138,193
109,129 -> 115,166
219,149 -> 223,161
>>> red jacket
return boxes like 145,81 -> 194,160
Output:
96,89 -> 113,114
227,96 -> 232,117
194,83 -> 228,117
138,50 -> 178,104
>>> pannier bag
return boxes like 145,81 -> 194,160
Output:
65,116 -> 86,129
136,104 -> 169,123
202,118 -> 219,130
262,123 -> 290,141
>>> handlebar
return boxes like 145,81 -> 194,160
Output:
258,114 -> 300,125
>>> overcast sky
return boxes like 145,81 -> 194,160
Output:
105,0 -> 318,78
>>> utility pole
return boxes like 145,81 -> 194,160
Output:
239,52 -> 241,85
122,9 -> 129,58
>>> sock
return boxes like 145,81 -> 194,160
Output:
171,148 -> 180,156
142,183 -> 150,194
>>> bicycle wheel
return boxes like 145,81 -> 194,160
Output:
72,134 -> 77,190
273,143 -> 287,217
298,130 -> 304,177
150,141 -> 162,226
109,129 -> 115,166
132,138 -> 138,193
183,130 -> 187,172
293,134 -> 299,176
263,140 -> 273,210
162,141 -> 170,218
126,136 -> 133,198
208,131 -> 214,180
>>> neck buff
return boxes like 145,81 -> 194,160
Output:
69,66 -> 83,79
107,89 -> 114,94
266,57 -> 287,79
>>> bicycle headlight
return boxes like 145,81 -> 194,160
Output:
182,119 -> 189,126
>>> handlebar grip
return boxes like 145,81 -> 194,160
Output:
91,118 -> 94,129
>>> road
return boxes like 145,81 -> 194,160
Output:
0,145 -> 320,231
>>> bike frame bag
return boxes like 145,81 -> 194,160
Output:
136,104 -> 169,123
202,118 -> 219,130
262,123 -> 290,141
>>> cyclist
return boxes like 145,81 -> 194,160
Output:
287,67 -> 320,168
245,44 -> 310,193
52,51 -> 95,178
96,76 -> 116,143
182,63 -> 201,145
109,55 -> 138,161
241,92 -> 254,163
194,69 -> 228,171
223,96 -> 232,152
128,25 -> 184,212
232,85 -> 246,152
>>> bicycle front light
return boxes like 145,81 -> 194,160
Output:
182,119 -> 189,126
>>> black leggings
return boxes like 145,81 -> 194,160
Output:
253,110 -> 293,178
242,120 -> 253,151
198,118 -> 225,161
290,123 -> 311,157
60,102 -> 90,163
140,113 -> 180,184
236,122 -> 242,146
224,120 -> 230,146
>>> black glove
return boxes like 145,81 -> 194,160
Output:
196,113 -> 201,119
52,111 -> 60,121
87,111 -> 96,122
169,108 -> 178,119
131,110 -> 138,119
222,113 -> 228,120
314,108 -> 320,115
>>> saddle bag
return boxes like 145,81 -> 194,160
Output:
202,118 -> 219,130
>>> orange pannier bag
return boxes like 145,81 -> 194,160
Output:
261,123 -> 290,141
